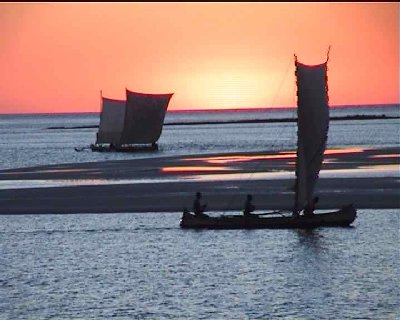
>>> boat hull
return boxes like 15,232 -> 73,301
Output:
180,204 -> 357,229
90,143 -> 158,153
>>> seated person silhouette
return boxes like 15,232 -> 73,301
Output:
243,194 -> 256,216
303,196 -> 319,216
193,192 -> 208,218
182,208 -> 191,218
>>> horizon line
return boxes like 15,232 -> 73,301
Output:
1,103 -> 399,116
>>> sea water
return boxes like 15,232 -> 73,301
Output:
0,105 -> 399,319
0,210 -> 398,319
0,105 -> 399,171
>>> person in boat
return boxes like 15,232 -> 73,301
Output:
243,194 -> 256,216
182,208 -> 191,218
303,196 -> 319,216
193,192 -> 208,217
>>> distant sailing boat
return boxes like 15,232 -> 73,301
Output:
180,52 -> 357,229
91,89 -> 173,152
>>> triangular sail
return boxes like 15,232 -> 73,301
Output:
119,90 -> 173,145
294,57 -> 330,212
96,96 -> 126,145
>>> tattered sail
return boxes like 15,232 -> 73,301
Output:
96,96 -> 126,145
294,57 -> 330,212
120,90 -> 173,145
94,89 -> 173,149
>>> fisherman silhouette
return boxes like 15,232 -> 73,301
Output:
243,194 -> 256,216
193,192 -> 207,217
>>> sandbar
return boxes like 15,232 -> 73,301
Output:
0,147 -> 398,215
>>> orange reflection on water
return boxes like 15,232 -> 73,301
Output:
161,166 -> 232,173
284,159 -> 344,166
324,148 -> 364,155
184,148 -> 364,165
184,152 -> 296,164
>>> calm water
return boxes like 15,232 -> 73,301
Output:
1,105 -> 399,319
0,105 -> 399,170
0,210 -> 398,319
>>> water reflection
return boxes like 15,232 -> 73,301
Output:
185,152 -> 296,164
184,148 -> 365,164
0,178 -> 182,190
369,154 -> 400,159
0,168 -> 95,175
183,165 -> 399,182
321,165 -> 399,178
324,148 -> 364,155
185,171 -> 294,182
295,228 -> 324,252
1,164 -> 398,190
161,166 -> 233,173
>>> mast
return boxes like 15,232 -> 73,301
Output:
119,87 -> 129,147
95,90 -> 103,145
293,54 -> 300,216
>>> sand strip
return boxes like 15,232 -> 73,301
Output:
0,147 -> 398,214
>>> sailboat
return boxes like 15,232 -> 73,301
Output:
180,53 -> 357,229
91,89 -> 173,152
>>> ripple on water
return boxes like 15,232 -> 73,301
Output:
0,210 -> 398,319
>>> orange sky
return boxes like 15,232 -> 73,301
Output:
0,2 -> 398,113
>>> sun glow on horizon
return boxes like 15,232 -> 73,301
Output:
0,3 -> 398,113
184,71 -> 279,110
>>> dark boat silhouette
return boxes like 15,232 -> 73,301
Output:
180,51 -> 357,229
91,89 -> 173,152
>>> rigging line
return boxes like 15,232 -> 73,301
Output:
222,57 -> 295,214
270,58 -> 295,108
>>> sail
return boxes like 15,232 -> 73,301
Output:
119,90 -> 173,145
96,96 -> 126,145
294,58 -> 330,212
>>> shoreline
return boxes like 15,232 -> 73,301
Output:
46,114 -> 399,130
0,146 -> 398,215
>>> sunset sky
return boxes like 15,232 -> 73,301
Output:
0,2 -> 398,113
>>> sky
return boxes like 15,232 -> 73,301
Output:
0,2 -> 398,113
